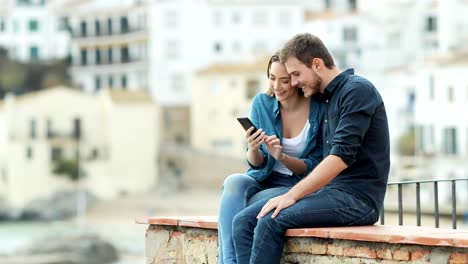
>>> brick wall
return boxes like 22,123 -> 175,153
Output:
145,224 -> 468,264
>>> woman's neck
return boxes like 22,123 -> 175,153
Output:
280,96 -> 307,113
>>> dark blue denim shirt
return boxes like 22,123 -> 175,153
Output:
320,69 -> 390,214
246,93 -> 323,181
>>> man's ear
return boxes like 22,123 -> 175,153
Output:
312,58 -> 322,70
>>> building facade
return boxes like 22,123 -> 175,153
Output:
0,87 -> 158,207
0,0 -> 70,62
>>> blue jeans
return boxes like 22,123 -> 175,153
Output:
232,188 -> 378,264
218,172 -> 303,264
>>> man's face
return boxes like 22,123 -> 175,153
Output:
285,56 -> 322,98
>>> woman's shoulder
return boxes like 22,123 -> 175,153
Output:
252,93 -> 275,106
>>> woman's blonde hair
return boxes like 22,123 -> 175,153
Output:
266,52 -> 303,97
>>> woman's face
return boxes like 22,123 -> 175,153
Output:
268,61 -> 298,101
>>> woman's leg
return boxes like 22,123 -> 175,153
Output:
218,173 -> 263,264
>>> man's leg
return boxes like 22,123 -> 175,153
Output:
233,188 -> 377,264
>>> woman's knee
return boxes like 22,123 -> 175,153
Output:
222,173 -> 256,196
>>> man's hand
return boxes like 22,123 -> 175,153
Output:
257,193 -> 297,219
264,135 -> 283,161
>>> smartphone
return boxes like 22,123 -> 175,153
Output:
237,117 -> 258,134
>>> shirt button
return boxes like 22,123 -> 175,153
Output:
326,100 -> 329,103
326,140 -> 329,144
325,119 -> 328,123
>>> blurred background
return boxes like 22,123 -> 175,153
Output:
0,0 -> 467,263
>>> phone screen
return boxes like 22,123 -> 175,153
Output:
237,117 -> 258,134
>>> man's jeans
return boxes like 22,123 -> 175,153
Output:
218,172 -> 302,264
232,188 -> 378,264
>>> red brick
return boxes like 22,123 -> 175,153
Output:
327,244 -> 344,256
449,252 -> 468,264
410,250 -> 431,261
376,248 -> 393,260
393,249 -> 410,261
343,246 -> 377,259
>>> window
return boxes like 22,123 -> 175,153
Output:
232,41 -> 241,53
443,127 -> 457,155
28,19 -> 39,32
26,146 -> 33,160
95,19 -> 101,36
108,75 -> 114,88
279,11 -> 290,26
0,18 -> 5,32
95,75 -> 101,92
448,86 -> 454,103
73,118 -> 81,140
80,49 -> 87,65
121,75 -> 127,89
29,46 -> 39,60
121,46 -> 130,62
324,0 -> 331,10
429,74 -> 434,100
107,18 -> 112,34
426,16 -> 437,32
58,16 -> 70,31
95,49 -> 101,64
120,16 -> 129,33
107,47 -> 113,63
343,26 -> 358,42
80,20 -> 87,37
13,19 -> 19,32
246,79 -> 260,99
232,11 -> 240,24
166,40 -> 179,59
171,73 -> 184,92
165,10 -> 179,28
349,0 -> 357,11
214,42 -> 222,53
253,11 -> 268,26
30,118 -> 37,139
51,147 -> 62,161
213,10 -> 222,26
251,41 -> 267,54
46,119 -> 53,138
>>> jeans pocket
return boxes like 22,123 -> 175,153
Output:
348,209 -> 377,226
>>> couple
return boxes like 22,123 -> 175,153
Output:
218,33 -> 390,264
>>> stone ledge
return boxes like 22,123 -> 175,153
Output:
136,216 -> 468,248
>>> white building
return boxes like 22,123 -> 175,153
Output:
0,0 -> 70,62
0,87 -> 158,207
64,0 -> 149,94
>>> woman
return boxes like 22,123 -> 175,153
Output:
218,53 -> 323,263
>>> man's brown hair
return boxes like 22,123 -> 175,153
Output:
279,33 -> 335,69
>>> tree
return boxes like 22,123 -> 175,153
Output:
397,128 -> 416,156
52,159 -> 86,182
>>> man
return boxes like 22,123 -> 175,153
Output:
231,33 -> 390,264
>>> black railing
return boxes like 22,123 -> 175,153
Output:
381,178 -> 468,229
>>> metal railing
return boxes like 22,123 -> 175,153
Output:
380,178 -> 468,229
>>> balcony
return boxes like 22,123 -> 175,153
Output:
72,27 -> 148,47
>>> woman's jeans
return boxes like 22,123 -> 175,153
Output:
232,188 -> 379,264
218,172 -> 303,264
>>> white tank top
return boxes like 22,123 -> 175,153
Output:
273,121 -> 310,175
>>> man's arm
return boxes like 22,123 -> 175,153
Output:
257,154 -> 347,219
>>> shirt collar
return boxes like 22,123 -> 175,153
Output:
273,97 -> 280,117
324,68 -> 354,96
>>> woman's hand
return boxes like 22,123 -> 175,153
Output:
264,135 -> 284,161
246,127 -> 265,151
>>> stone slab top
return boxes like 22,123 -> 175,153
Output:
135,216 -> 468,248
